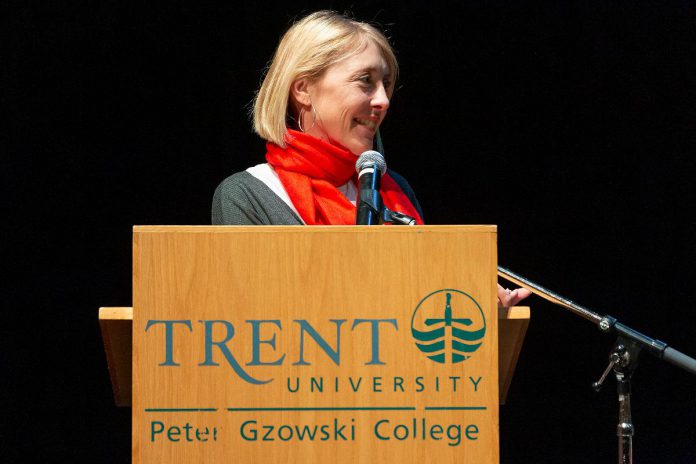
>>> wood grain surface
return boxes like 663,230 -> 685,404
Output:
132,226 -> 500,463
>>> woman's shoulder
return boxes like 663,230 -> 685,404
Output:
387,169 -> 424,221
387,169 -> 413,193
211,168 -> 302,225
215,169 -> 253,189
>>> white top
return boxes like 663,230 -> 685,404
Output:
246,163 -> 358,224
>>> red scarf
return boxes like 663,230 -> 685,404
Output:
265,130 -> 423,225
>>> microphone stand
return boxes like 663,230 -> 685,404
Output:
497,266 -> 696,464
356,188 -> 416,225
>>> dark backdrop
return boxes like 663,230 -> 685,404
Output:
3,1 -> 695,462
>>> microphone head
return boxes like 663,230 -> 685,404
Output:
356,150 -> 387,175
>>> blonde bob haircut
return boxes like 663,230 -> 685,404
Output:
253,11 -> 398,147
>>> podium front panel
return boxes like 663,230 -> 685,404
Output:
133,226 -> 498,463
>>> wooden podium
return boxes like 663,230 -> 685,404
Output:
100,226 -> 530,463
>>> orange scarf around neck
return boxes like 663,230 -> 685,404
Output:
265,130 -> 423,225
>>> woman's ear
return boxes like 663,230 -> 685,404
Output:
290,77 -> 312,108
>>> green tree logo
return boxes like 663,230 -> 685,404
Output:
411,289 -> 486,363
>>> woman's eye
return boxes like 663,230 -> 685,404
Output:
358,75 -> 372,84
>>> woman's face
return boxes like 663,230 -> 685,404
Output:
302,41 -> 392,155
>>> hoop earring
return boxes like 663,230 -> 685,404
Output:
307,105 -> 317,132
297,106 -> 317,133
298,108 -> 305,132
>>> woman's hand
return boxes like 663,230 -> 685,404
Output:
497,283 -> 531,307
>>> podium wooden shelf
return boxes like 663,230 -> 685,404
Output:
100,306 -> 529,407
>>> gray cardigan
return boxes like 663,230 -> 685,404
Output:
212,170 -> 423,225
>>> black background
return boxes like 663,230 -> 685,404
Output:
3,1 -> 696,462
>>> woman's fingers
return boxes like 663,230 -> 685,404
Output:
497,284 -> 532,307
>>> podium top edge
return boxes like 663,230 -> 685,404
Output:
98,306 -> 528,322
132,225 -> 497,233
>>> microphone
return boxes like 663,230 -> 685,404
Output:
355,150 -> 387,225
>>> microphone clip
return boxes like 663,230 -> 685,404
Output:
381,207 -> 417,226
356,196 -> 416,225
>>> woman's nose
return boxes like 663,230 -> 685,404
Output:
371,83 -> 390,111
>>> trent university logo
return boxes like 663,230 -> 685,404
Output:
411,289 -> 486,364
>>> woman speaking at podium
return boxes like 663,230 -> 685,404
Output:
212,11 -> 422,227
211,10 -> 528,306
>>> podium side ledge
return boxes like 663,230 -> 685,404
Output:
99,307 -> 133,407
498,306 -> 530,404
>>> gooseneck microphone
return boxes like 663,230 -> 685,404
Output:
355,150 -> 387,225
